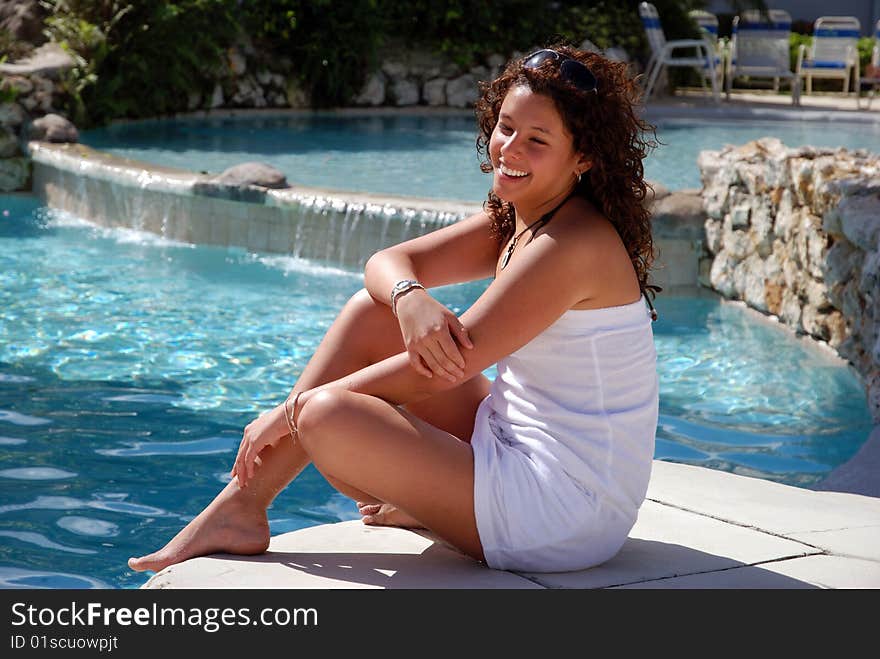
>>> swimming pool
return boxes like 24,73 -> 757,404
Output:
0,195 -> 872,588
80,112 -> 880,198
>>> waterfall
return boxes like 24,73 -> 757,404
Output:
28,142 -> 480,271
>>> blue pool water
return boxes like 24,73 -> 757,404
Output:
0,195 -> 872,588
80,113 -> 880,197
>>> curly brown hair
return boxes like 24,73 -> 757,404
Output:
475,44 -> 660,297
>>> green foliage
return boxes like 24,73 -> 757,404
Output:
42,0 -> 239,126
379,0 -> 557,68
0,81 -> 20,104
240,0 -> 383,107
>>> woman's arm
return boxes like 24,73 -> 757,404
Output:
363,210 -> 500,380
363,210 -> 499,307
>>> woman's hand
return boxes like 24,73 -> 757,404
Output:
394,289 -> 473,382
230,402 -> 290,488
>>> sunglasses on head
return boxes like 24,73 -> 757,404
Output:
523,49 -> 598,94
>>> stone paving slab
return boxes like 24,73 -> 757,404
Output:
616,555 -> 880,589
143,521 -> 541,590
517,499 -> 819,589
645,461 -> 880,535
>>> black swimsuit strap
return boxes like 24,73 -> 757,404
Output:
519,190 -> 575,247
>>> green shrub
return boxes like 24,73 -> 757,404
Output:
238,0 -> 384,107
43,0 -> 239,126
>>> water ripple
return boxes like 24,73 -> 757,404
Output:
0,374 -> 36,383
57,516 -> 120,537
0,409 -> 51,425
0,567 -> 110,589
0,530 -> 96,555
104,393 -> 181,404
96,435 -> 238,457
0,467 -> 77,480
87,501 -> 168,517
0,496 -> 85,514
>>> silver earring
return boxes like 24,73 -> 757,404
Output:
576,171 -> 582,183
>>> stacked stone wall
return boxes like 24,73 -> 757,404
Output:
699,138 -> 880,421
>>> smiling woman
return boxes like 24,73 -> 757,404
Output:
128,45 -> 663,576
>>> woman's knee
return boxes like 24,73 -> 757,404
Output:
296,389 -> 359,450
343,288 -> 387,322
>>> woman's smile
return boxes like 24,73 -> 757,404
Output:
498,162 -> 530,178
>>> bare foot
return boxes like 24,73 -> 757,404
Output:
357,501 -> 424,529
128,482 -> 270,573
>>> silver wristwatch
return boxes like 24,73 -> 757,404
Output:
390,279 -> 425,316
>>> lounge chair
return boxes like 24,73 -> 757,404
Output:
639,1 -> 720,102
796,16 -> 861,95
726,9 -> 801,105
858,19 -> 879,109
688,9 -> 726,92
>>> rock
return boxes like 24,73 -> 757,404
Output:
354,72 -> 386,106
779,287 -> 802,329
28,113 -> 78,143
730,202 -> 750,229
1,75 -> 32,96
213,162 -> 288,189
210,84 -> 224,109
824,239 -> 859,285
839,193 -> 880,251
0,42 -> 74,79
284,79 -> 309,109
709,249 -> 736,297
765,281 -> 784,315
486,53 -> 507,68
869,371 -> 880,423
0,102 -> 27,128
193,162 -> 288,203
231,76 -> 265,107
227,47 -> 247,76
825,310 -> 848,348
423,78 -> 446,106
579,38 -> 602,53
0,127 -> 19,157
860,250 -> 880,301
469,65 -> 490,81
381,60 -> 407,79
0,0 -> 47,45
390,78 -> 419,106
704,218 -> 722,254
0,157 -> 30,192
445,74 -> 478,108
604,47 -> 630,63
742,254 -> 767,311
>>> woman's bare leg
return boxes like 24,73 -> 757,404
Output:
297,389 -> 486,562
128,288 -> 487,572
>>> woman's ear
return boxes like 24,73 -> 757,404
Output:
577,154 -> 592,174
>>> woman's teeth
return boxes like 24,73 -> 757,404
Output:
499,163 -> 529,177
